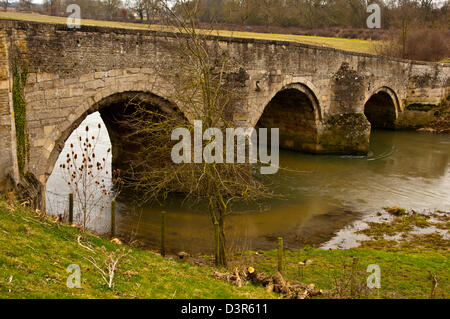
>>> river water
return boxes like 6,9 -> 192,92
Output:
46,112 -> 450,254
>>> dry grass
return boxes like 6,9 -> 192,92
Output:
0,12 -> 377,54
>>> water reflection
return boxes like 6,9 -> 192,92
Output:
46,114 -> 450,254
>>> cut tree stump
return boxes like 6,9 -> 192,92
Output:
213,267 -> 324,299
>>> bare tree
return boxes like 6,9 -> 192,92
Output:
142,0 -> 162,24
121,0 -> 274,266
1,0 -> 10,11
19,0 -> 33,11
85,246 -> 131,289
102,0 -> 122,19
60,122 -> 123,230
128,0 -> 145,21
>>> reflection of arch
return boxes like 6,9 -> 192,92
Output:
364,87 -> 400,129
44,90 -> 180,184
256,83 -> 321,153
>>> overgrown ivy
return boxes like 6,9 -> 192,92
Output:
12,57 -> 28,175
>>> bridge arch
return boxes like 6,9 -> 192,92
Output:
364,87 -> 400,129
256,83 -> 322,153
37,70 -> 181,187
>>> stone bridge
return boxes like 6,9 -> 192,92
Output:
0,20 -> 449,206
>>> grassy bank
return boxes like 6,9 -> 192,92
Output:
0,196 -> 448,299
226,208 -> 449,299
0,195 -> 274,298
0,12 -> 377,54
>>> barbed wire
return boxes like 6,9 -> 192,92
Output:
46,190 -> 113,211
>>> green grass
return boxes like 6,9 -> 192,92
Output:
0,197 -> 274,299
0,12 -> 377,54
1,196 -> 448,299
234,244 -> 449,299
229,210 -> 449,299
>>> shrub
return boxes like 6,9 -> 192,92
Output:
404,29 -> 449,62
377,28 -> 450,62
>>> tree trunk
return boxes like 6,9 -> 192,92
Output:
218,213 -> 227,266
210,197 -> 227,267
146,9 -> 151,24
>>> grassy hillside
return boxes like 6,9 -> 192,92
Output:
0,12 -> 377,54
0,195 -> 274,299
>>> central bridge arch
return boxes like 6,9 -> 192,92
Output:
256,83 -> 322,153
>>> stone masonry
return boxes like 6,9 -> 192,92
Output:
0,19 -> 449,206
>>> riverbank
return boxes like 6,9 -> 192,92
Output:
0,195 -> 448,299
220,207 -> 449,299
418,96 -> 450,134
0,194 -> 274,298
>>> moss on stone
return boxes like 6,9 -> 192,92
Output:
12,56 -> 28,175
318,113 -> 370,155
384,206 -> 407,216
406,103 -> 438,112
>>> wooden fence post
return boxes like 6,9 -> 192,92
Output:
350,256 -> 358,298
161,211 -> 166,257
68,193 -> 73,224
111,200 -> 116,238
278,237 -> 283,273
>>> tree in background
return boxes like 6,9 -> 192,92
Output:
19,0 -> 33,10
127,0 -> 162,23
169,0 -> 448,31
44,0 -> 63,16
128,0 -> 145,21
102,0 -> 122,19
142,0 -> 162,24
1,0 -> 10,11
376,0 -> 449,61
169,0 -> 448,61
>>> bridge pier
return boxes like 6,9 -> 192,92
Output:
318,113 -> 371,155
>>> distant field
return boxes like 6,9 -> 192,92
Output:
0,12 -> 377,54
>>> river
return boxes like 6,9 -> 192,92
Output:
46,112 -> 450,254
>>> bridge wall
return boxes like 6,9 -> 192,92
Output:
0,20 -> 449,200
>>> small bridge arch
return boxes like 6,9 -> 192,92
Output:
364,86 -> 401,129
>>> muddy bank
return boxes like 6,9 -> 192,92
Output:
320,207 -> 449,250
417,96 -> 450,134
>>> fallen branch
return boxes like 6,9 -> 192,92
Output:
428,270 -> 438,299
77,235 -> 94,252
213,267 -> 324,299
84,246 -> 131,289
